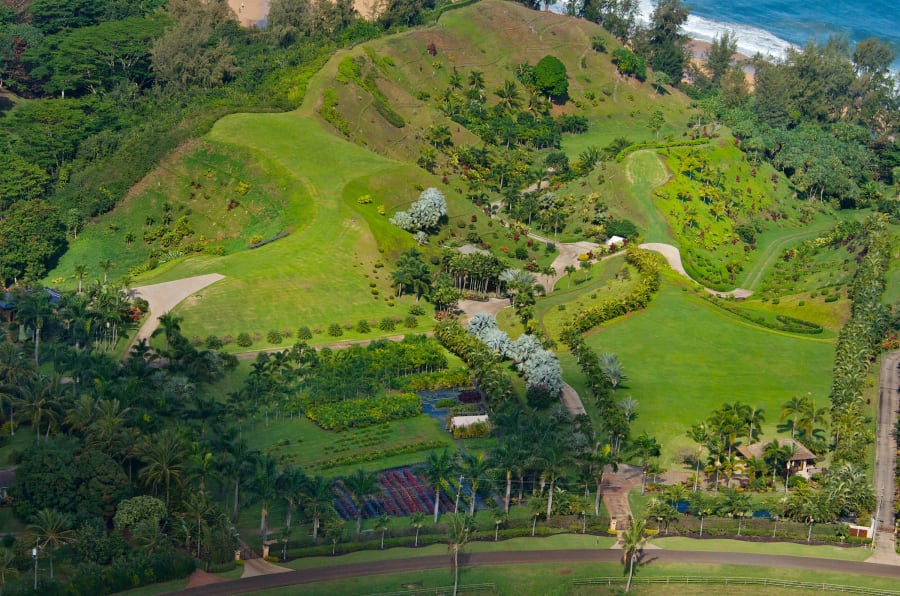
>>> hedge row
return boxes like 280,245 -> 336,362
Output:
309,439 -> 449,470
304,392 -> 421,430
563,246 -> 661,334
703,295 -> 823,335
829,214 -> 891,466
614,138 -> 710,162
434,319 -> 515,411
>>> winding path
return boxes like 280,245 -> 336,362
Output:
639,242 -> 753,299
127,274 -> 225,355
173,548 -> 900,595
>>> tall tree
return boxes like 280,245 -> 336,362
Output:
28,508 -> 73,579
425,449 -> 455,524
621,517 -> 648,592
342,468 -> 379,536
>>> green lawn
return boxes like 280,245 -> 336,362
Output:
245,414 -> 451,478
654,537 -> 871,561
260,560 -> 900,595
562,281 -> 835,467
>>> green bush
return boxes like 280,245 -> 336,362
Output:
404,315 -> 418,328
204,335 -> 223,349
356,319 -> 371,333
236,333 -> 252,347
304,392 -> 421,430
379,317 -> 396,331
328,323 -> 344,337
297,326 -> 312,339
267,330 -> 283,344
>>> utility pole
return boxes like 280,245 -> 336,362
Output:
454,476 -> 465,514
32,539 -> 39,590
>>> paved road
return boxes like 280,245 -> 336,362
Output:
872,350 -> 900,564
639,242 -> 753,299
173,548 -> 900,594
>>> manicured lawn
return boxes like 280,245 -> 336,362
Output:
561,281 -> 835,467
261,560 -> 900,595
245,414 -> 452,478
654,537 -> 871,561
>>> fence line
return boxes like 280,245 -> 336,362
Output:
368,582 -> 497,596
573,576 -> 897,595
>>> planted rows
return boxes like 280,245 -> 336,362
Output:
332,467 -> 453,520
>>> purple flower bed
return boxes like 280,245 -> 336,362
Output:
334,467 -> 455,520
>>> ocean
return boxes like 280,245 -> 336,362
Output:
549,0 -> 900,69
660,0 -> 900,67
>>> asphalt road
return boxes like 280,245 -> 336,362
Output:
174,548 -> 900,595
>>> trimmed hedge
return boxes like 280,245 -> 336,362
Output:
310,439 -> 449,471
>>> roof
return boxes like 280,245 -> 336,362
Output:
737,438 -> 816,462
0,288 -> 61,309
450,415 -> 489,429
607,235 -> 626,246
0,468 -> 16,488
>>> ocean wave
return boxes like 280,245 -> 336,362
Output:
635,0 -> 793,59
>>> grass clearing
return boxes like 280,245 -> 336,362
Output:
245,414 -> 452,478
262,559 -> 900,595
561,280 -> 835,467
654,537 -> 871,561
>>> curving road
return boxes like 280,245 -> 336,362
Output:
639,242 -> 753,299
173,548 -> 900,595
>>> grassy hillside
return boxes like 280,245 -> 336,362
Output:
45,0 -> 704,348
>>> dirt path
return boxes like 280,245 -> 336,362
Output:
560,382 -> 586,418
639,242 -> 753,299
127,274 -> 225,355
173,547 -> 900,594
870,351 -> 900,565
240,558 -> 292,578
526,229 -> 600,292
601,464 -> 643,530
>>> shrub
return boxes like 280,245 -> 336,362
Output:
267,330 -> 283,344
236,333 -> 252,347
404,315 -> 418,328
304,392 -> 422,430
297,326 -> 312,340
328,323 -> 344,337
379,317 -> 396,331
356,320 -> 371,333
204,335 -> 223,349
409,304 -> 426,316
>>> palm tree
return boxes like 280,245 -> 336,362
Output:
254,456 -> 281,544
152,311 -> 183,355
590,443 -> 617,516
686,423 -> 710,492
278,465 -> 307,530
780,395 -> 809,439
18,374 -> 65,438
375,513 -> 391,550
180,490 -> 215,558
720,488 -> 752,536
73,264 -> 88,293
29,509 -> 74,579
490,442 -> 519,513
461,451 -> 488,516
220,435 -> 258,522
15,287 -> 54,365
621,517 -> 648,592
538,440 -> 571,520
409,511 -> 426,547
425,449 -> 456,524
301,475 -> 334,542
688,492 -> 715,536
342,468 -> 380,536
494,79 -> 522,112
0,547 -> 19,595
98,259 -> 114,284
138,429 -> 186,509
0,342 -> 35,436
630,432 -> 660,495
745,406 -> 765,443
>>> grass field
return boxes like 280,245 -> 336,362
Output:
561,280 -> 835,467
653,537 -> 871,561
245,413 -> 452,478
259,559 -> 899,595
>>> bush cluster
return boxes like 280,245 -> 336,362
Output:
303,392 -> 421,430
